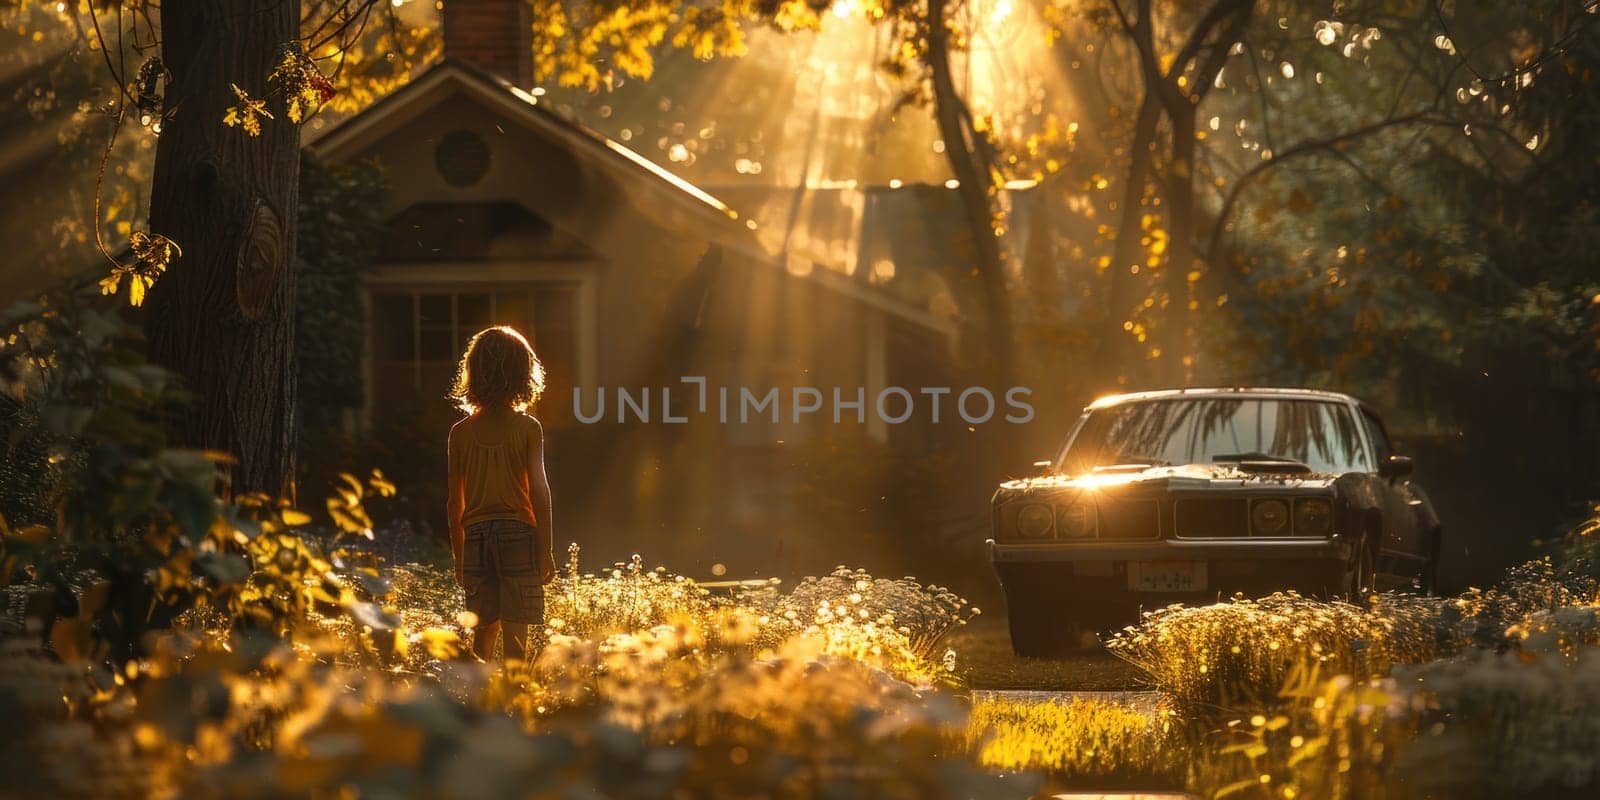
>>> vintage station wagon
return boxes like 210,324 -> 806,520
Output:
987,387 -> 1442,655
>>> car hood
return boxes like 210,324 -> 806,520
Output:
998,463 -> 1341,495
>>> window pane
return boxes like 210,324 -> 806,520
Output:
372,294 -> 414,361
418,293 -> 453,361
458,292 -> 491,340
1361,411 -> 1393,462
419,327 -> 454,361
418,294 -> 451,327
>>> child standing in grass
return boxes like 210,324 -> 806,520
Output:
447,326 -> 556,661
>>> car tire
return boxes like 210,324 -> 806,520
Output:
1418,528 -> 1443,596
1006,601 -> 1093,658
1347,536 -> 1377,601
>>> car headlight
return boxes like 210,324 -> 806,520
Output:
1056,503 -> 1095,538
1294,498 -> 1334,536
1250,498 -> 1291,536
1015,503 -> 1054,538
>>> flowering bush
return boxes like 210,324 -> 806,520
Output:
1135,505 -> 1600,798
545,548 -> 718,642
1105,591 -> 1458,709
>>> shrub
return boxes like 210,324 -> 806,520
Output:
1193,663 -> 1414,800
1195,640 -> 1600,799
1106,591 -> 1458,710
1392,648 -> 1600,798
0,288 -> 225,660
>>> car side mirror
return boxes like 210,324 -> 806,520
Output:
1379,455 -> 1414,479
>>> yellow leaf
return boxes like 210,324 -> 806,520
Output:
368,469 -> 397,498
339,472 -> 364,497
281,509 -> 312,526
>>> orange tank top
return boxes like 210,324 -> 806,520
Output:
456,414 -> 538,530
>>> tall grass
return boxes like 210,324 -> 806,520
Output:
967,694 -> 1187,784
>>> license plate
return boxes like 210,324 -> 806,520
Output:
1129,561 -> 1207,592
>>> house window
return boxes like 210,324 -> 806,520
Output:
370,285 -> 579,425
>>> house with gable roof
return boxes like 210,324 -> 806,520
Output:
304,0 -> 968,577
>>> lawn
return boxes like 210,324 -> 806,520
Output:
949,618 -> 1147,692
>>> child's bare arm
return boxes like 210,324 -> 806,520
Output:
527,417 -> 556,582
446,425 -> 466,584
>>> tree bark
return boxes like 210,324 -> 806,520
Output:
1156,2 -> 1253,382
1092,91 -> 1160,385
144,0 -> 301,495
1095,0 -> 1252,386
926,0 -> 1015,388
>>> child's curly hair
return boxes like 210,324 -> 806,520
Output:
449,326 -> 545,414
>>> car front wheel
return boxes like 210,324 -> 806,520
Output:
1418,527 -> 1443,595
1006,596 -> 1094,657
1347,538 -> 1376,601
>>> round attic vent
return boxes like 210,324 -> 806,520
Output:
434,129 -> 491,187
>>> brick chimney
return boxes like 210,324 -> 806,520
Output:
442,0 -> 533,88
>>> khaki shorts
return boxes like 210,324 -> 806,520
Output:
462,519 -> 544,626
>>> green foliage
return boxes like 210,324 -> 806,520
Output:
295,154 -> 385,435
0,289 -> 190,526
0,287 -> 404,663
1218,1 -> 1600,390
0,287 -> 221,657
292,154 -> 415,531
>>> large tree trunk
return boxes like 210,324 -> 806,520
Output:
144,0 -> 301,495
1160,101 -> 1199,384
1096,0 -> 1253,388
1092,92 -> 1160,387
926,0 -> 1015,388
1157,2 -> 1253,385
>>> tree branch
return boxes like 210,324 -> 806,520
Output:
1204,111 -> 1455,259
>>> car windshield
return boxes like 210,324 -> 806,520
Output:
1060,397 -> 1373,475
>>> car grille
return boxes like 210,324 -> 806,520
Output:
1096,498 -> 1160,539
1176,498 -> 1249,538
